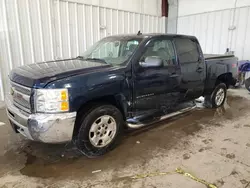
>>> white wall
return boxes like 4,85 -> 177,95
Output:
178,0 -> 250,16
67,0 -> 162,16
167,0 -> 178,33
177,0 -> 250,61
0,0 -> 164,101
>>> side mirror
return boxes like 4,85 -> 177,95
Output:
139,56 -> 163,68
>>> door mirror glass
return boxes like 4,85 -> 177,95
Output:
140,56 -> 163,68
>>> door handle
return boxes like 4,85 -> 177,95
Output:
170,72 -> 178,77
196,67 -> 203,73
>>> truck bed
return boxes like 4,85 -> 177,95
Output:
204,54 -> 235,60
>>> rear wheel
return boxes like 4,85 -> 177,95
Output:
205,83 -> 227,108
245,77 -> 250,92
76,104 -> 123,157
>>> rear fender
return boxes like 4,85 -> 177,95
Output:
204,72 -> 234,95
216,73 -> 235,88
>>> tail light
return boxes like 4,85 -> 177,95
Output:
232,63 -> 237,68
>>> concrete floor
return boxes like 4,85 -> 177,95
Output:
0,89 -> 250,188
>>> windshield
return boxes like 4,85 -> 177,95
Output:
81,37 -> 142,66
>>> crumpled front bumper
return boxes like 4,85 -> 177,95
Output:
5,96 -> 76,143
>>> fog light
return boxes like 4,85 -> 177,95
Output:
28,119 -> 38,127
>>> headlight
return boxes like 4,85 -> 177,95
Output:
35,89 -> 69,113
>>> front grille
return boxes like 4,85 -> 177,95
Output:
11,82 -> 31,96
10,81 -> 31,113
13,95 -> 30,109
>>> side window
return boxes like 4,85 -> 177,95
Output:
174,38 -> 199,63
141,39 -> 176,66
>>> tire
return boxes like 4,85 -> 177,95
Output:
245,78 -> 250,92
75,104 -> 123,157
205,83 -> 227,108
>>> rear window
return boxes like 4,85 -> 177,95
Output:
174,38 -> 199,63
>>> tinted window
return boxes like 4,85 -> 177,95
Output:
141,39 -> 176,66
174,38 -> 199,63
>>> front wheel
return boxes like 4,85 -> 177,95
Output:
205,83 -> 227,108
75,104 -> 123,157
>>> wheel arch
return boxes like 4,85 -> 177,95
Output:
72,94 -> 127,138
216,72 -> 235,88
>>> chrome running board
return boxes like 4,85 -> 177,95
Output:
127,106 -> 196,129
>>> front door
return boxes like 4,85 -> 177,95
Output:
133,37 -> 181,112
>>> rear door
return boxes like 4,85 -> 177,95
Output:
133,37 -> 181,112
174,37 -> 205,100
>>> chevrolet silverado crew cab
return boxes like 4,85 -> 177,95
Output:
6,34 -> 238,157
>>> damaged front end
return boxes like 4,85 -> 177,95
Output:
28,112 -> 76,143
6,79 -> 78,143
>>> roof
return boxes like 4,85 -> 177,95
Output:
105,33 -> 196,39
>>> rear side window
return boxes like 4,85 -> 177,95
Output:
174,38 -> 199,63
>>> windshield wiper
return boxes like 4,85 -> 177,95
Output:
77,56 -> 84,59
77,56 -> 108,64
86,58 -> 107,64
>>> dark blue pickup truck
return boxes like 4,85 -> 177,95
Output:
6,34 -> 238,157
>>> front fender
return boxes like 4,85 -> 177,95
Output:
46,70 -> 130,112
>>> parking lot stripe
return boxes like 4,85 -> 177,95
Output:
0,122 -> 5,126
